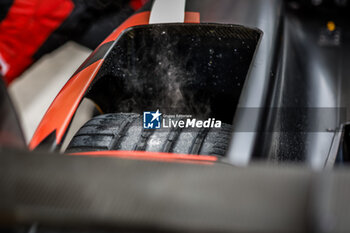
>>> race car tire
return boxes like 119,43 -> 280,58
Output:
66,113 -> 232,156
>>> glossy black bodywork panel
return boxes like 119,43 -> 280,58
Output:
256,6 -> 350,166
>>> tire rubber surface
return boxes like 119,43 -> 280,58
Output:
67,113 -> 232,156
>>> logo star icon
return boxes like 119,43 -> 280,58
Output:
151,110 -> 162,122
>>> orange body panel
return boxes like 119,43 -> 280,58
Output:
103,11 -> 151,44
184,12 -> 201,23
70,150 -> 217,164
29,60 -> 103,149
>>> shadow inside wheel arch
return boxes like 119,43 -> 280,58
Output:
85,23 -> 262,124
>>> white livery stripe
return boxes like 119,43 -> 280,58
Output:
0,53 -> 9,76
149,0 -> 186,24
